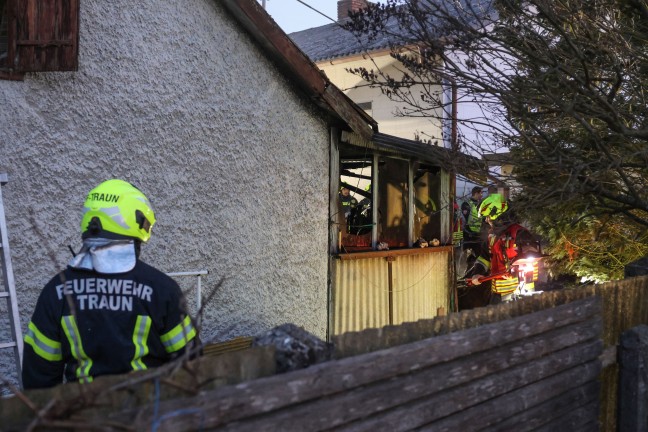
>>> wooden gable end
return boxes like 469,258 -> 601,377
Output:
9,0 -> 78,72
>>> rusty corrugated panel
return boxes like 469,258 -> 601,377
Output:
392,251 -> 450,324
332,250 -> 452,335
333,257 -> 390,335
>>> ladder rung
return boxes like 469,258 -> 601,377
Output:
0,292 -> 8,298
0,342 -> 17,349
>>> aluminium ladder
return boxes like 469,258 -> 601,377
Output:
0,174 -> 23,387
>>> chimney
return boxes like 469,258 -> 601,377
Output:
337,0 -> 369,21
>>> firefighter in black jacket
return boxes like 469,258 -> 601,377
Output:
22,179 -> 198,389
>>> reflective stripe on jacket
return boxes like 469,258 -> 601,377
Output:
492,277 -> 518,295
466,199 -> 482,234
22,260 -> 197,389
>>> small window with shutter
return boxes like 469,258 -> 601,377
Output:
0,0 -> 79,79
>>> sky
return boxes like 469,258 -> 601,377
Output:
262,0 -> 340,34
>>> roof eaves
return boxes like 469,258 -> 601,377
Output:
341,131 -> 487,181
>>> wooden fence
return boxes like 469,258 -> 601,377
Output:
3,275 -> 648,431
592,276 -> 648,431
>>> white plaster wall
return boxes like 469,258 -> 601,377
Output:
0,0 -> 330,387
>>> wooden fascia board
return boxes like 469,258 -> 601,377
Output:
322,85 -> 375,141
341,131 -> 487,182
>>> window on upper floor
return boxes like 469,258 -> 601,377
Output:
0,0 -> 79,79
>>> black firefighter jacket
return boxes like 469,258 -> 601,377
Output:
22,260 -> 197,389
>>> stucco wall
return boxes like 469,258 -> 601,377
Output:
0,0 -> 330,387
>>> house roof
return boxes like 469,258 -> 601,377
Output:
289,17 -> 408,63
289,1 -> 497,63
220,0 -> 377,140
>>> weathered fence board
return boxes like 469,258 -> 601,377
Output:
533,401 -> 600,432
333,287 -> 599,359
593,276 -> 648,431
213,330 -> 601,432
130,298 -> 597,427
333,355 -> 600,432
121,297 -> 601,431
415,361 -> 601,432
331,276 -> 648,432
617,324 -> 648,431
480,381 -> 599,432
0,346 -> 277,431
13,282 -> 645,431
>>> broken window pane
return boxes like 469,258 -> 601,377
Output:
339,157 -> 372,251
337,148 -> 442,252
377,157 -> 409,248
413,162 -> 441,242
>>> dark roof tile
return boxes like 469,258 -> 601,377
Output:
289,17 -> 408,62
290,1 -> 497,62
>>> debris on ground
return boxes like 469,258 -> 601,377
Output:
252,323 -> 333,373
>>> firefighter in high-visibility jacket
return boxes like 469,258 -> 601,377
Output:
22,179 -> 199,389
461,186 -> 484,263
469,223 -> 539,303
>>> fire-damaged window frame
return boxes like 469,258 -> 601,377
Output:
0,0 -> 79,81
334,131 -> 463,253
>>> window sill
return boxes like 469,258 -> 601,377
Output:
336,245 -> 453,261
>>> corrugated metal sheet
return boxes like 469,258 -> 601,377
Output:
392,252 -> 450,324
332,250 -> 451,335
333,257 -> 390,334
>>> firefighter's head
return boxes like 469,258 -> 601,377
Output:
81,179 -> 156,242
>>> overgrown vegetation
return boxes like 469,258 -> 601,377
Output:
345,0 -> 648,281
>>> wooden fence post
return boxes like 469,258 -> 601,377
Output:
617,324 -> 648,432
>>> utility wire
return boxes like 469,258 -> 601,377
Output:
294,0 -> 338,26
